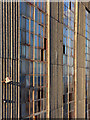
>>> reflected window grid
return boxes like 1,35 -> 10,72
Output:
20,1 -> 48,118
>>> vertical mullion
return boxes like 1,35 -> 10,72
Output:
11,1 -> 13,118
5,1 -> 8,116
16,1 -> 18,118
4,2 -> 6,118
2,1 -> 3,119
33,2 -> 35,118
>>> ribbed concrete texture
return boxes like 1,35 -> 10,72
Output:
50,2 -> 63,118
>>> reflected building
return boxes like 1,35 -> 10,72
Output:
0,0 -> 90,119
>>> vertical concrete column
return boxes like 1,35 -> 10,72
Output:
50,2 -> 63,118
77,3 -> 86,118
74,1 -> 78,118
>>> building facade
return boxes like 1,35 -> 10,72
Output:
0,0 -> 90,119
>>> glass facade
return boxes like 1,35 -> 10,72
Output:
85,10 -> 90,119
63,2 -> 75,118
20,2 -> 48,119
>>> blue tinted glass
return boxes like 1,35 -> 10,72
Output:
41,63 -> 43,74
26,19 -> 29,31
35,8 -> 38,21
38,49 -> 40,60
30,47 -> 33,59
63,26 -> 67,36
21,2 -> 26,15
22,45 -> 25,57
63,36 -> 66,46
31,20 -> 33,32
41,37 -> 43,48
34,62 -> 37,74
35,48 -> 37,60
22,31 -> 25,43
30,76 -> 33,87
35,2 -> 37,6
26,32 -> 29,44
31,6 -> 34,19
38,11 -> 40,22
22,60 -> 26,74
20,30 -> 21,42
30,62 -> 33,74
26,3 -> 30,17
35,35 -> 37,47
30,34 -> 33,46
64,5 -> 68,11
34,76 -> 37,87
35,22 -> 37,34
41,27 -> 43,37
38,37 -> 41,47
20,15 -> 22,28
38,63 -> 40,74
26,75 -> 29,87
26,61 -> 29,74
39,2 -> 41,8
22,17 -> 25,29
42,13 -> 44,24
42,2 -> 44,10
26,46 -> 29,59
38,25 -> 40,35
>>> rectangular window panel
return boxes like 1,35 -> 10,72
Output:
26,32 -> 29,44
31,20 -> 34,32
30,34 -> 33,46
26,19 -> 29,31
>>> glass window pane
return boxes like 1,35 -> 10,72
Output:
30,62 -> 33,74
22,45 -> 25,57
38,25 -> 40,35
30,34 -> 33,46
21,75 -> 25,85
30,102 -> 33,115
41,63 -> 43,74
41,76 -> 43,86
42,13 -> 44,24
31,20 -> 34,32
34,76 -> 37,87
41,26 -> 43,37
35,35 -> 37,47
31,6 -> 34,19
30,47 -> 33,59
35,22 -> 37,34
25,61 -> 29,74
22,31 -> 25,43
22,17 -> 25,29
38,76 -> 40,86
35,48 -> 37,60
34,62 -> 37,74
26,3 -> 30,17
38,49 -> 40,60
26,75 -> 30,87
22,60 -> 26,74
26,19 -> 29,31
26,32 -> 29,44
35,8 -> 38,22
38,37 -> 41,47
30,76 -> 33,87
26,46 -> 29,59
38,63 -> 40,74
21,2 -> 26,15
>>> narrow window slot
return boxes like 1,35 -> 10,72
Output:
41,49 -> 43,61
